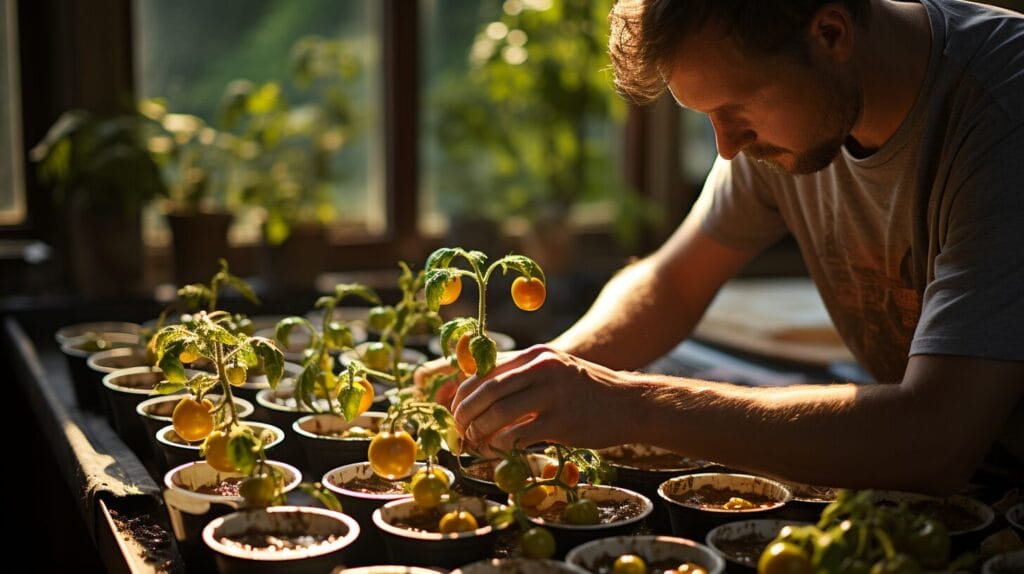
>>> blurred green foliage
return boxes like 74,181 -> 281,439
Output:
430,0 -> 657,244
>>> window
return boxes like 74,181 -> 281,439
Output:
419,0 -> 635,245
134,0 -> 383,246
0,0 -> 26,226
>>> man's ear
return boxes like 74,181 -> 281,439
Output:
807,3 -> 856,63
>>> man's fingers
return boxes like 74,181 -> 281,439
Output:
453,363 -> 536,432
462,382 -> 546,443
451,345 -> 550,411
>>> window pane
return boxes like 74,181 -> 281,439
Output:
0,0 -> 26,226
134,0 -> 382,245
419,0 -> 633,241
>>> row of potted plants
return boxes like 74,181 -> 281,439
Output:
53,252 -> 1017,573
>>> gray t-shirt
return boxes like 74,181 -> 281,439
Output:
694,0 -> 1023,460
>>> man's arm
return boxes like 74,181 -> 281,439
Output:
549,211 -> 757,369
453,348 -> 1023,494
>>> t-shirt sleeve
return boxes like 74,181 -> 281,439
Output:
911,122 -> 1024,361
694,154 -> 790,253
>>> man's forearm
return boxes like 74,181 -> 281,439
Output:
548,256 -> 703,370
622,373 -> 971,493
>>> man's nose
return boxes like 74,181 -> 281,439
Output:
712,122 -> 756,160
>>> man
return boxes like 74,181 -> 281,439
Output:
444,0 -> 1024,494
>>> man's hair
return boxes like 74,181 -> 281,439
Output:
608,0 -> 870,104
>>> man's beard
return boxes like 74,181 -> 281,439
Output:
746,76 -> 861,175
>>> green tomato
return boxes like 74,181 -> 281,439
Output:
904,518 -> 949,569
363,342 -> 392,371
367,306 -> 395,332
239,475 -> 277,507
411,472 -> 448,510
564,498 -> 600,525
323,321 -> 352,350
520,527 -> 556,559
613,555 -> 647,574
493,458 -> 530,495
225,363 -> 247,386
759,541 -> 814,574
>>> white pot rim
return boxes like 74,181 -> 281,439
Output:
156,421 -> 284,452
164,460 -> 302,503
704,518 -> 812,563
101,366 -> 167,395
202,505 -> 359,562
291,412 -> 386,441
321,461 -> 454,501
136,394 -> 254,422
658,473 -> 792,514
521,484 -> 654,531
61,332 -> 141,357
55,321 -> 142,345
565,535 -> 725,574
86,346 -> 151,372
372,497 -> 505,541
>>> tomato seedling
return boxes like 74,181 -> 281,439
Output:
423,247 -> 546,378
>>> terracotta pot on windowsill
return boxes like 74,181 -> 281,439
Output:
166,210 -> 233,285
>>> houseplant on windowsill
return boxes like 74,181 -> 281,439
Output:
429,0 -> 658,275
221,36 -> 363,291
30,108 -> 168,295
139,98 -> 247,285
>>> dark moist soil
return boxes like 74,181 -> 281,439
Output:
526,498 -> 645,524
605,448 -> 702,472
789,484 -> 838,502
590,555 -> 708,574
193,476 -> 246,497
218,532 -> 338,553
669,485 -> 776,510
107,508 -> 178,573
461,461 -> 497,481
713,531 -> 774,566
330,473 -> 408,495
390,507 -> 447,533
903,501 -> 983,532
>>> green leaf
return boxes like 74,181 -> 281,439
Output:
313,296 -> 335,310
424,268 -> 458,312
225,275 -> 261,306
298,483 -> 343,513
486,505 -> 516,528
153,326 -> 194,362
333,283 -> 381,305
158,340 -> 188,384
418,427 -> 442,459
497,254 -> 546,283
198,321 -> 240,346
443,425 -> 463,456
236,344 -> 259,368
227,429 -> 260,475
439,318 -> 478,358
470,334 -> 498,377
336,373 -> 365,422
251,337 -> 285,388
464,250 -> 488,269
296,364 -> 318,411
275,316 -> 314,349
425,247 -> 459,271
177,284 -> 213,309
153,381 -> 185,395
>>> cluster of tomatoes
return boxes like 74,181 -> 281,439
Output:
611,555 -> 708,574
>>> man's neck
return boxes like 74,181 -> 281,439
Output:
847,0 -> 932,155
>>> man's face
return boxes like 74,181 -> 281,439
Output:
666,26 -> 860,175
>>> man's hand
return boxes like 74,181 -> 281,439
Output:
413,357 -> 461,408
450,344 -> 635,450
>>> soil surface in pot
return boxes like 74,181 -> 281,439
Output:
603,447 -> 702,471
668,486 -> 776,510
461,461 -> 497,481
389,507 -> 484,533
589,555 -> 707,574
882,500 -> 983,532
330,473 -> 408,495
714,531 -> 774,567
218,532 -> 340,553
193,476 -> 246,497
787,484 -> 838,502
526,498 -> 645,524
